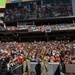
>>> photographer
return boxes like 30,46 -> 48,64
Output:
0,58 -> 7,75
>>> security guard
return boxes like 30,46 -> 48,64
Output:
40,53 -> 49,75
23,50 -> 31,75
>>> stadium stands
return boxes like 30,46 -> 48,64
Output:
0,0 -> 75,75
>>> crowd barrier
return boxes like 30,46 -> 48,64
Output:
30,62 -> 60,75
13,62 -> 60,75
0,62 -> 60,75
13,64 -> 23,75
65,64 -> 75,75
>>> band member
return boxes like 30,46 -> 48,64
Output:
40,53 -> 49,75
23,50 -> 31,75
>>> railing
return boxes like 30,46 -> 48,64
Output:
65,64 -> 75,75
0,62 -> 61,75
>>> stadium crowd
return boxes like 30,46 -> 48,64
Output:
0,23 -> 75,31
0,1 -> 74,74
0,40 -> 75,68
4,0 -> 72,21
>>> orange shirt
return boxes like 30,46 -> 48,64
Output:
50,56 -> 55,62
55,57 -> 60,62
21,46 -> 25,50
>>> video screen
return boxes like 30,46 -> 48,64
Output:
4,0 -> 73,22
37,0 -> 73,18
4,1 -> 37,22
12,0 -> 22,2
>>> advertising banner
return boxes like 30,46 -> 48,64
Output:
0,0 -> 6,8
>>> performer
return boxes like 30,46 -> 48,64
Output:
40,53 -> 49,75
23,50 -> 31,75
